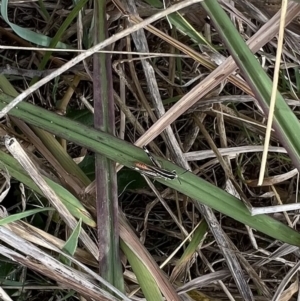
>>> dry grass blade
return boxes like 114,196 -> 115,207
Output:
4,220 -> 97,267
258,0 -> 288,185
254,243 -> 299,268
0,287 -> 12,301
134,1 -> 300,146
177,269 -> 230,293
272,261 -> 300,301
0,227 -> 127,301
197,204 -> 254,301
125,0 -> 188,168
246,168 -> 298,187
4,136 -> 98,258
184,145 -> 288,161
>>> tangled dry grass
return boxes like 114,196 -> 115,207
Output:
0,0 -> 300,300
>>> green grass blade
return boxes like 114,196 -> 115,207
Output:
0,92 -> 300,246
93,0 -> 124,291
36,0 -> 88,72
120,239 -> 164,301
37,0 -> 50,21
60,219 -> 82,265
0,0 -> 68,48
0,208 -> 54,226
